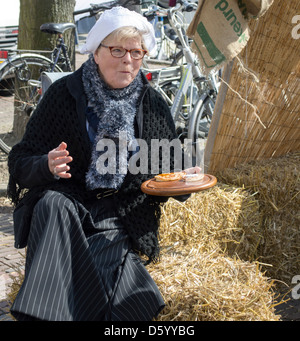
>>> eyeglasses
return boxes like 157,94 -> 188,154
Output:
100,44 -> 147,60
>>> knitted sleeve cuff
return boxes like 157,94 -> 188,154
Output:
40,154 -> 60,181
15,154 -> 60,188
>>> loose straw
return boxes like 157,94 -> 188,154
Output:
219,75 -> 267,129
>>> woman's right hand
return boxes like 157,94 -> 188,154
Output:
48,142 -> 73,179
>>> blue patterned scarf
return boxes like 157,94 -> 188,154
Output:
82,55 -> 144,190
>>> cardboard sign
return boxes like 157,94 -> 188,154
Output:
187,0 -> 250,72
187,0 -> 274,73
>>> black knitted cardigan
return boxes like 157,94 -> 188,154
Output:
7,67 -> 180,263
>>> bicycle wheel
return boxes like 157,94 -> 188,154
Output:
0,54 -> 62,153
187,94 -> 215,165
193,96 -> 215,140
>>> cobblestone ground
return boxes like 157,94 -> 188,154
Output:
0,196 -> 23,321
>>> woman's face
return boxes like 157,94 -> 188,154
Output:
94,35 -> 144,89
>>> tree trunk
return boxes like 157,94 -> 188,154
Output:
14,0 -> 76,139
18,0 -> 76,57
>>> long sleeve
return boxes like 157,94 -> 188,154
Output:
14,154 -> 58,189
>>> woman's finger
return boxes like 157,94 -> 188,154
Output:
48,142 -> 72,177
53,164 -> 71,178
52,156 -> 73,167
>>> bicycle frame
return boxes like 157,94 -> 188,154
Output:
50,34 -> 73,72
170,63 -> 193,118
167,3 -> 203,80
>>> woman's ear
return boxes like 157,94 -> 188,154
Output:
93,49 -> 100,66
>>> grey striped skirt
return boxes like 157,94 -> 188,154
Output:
10,190 -> 164,321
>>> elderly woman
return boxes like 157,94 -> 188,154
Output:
7,6 -> 186,321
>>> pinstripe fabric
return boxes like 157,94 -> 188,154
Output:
10,191 -> 164,321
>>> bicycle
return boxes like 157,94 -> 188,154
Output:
141,0 -> 199,67
143,10 -> 179,65
0,22 -> 76,154
142,0 -> 219,163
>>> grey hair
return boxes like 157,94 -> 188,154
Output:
100,26 -> 148,52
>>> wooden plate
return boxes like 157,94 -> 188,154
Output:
141,174 -> 217,196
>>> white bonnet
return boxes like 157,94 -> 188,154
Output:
80,6 -> 157,56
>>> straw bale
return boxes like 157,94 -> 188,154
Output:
148,248 -> 279,321
145,184 -> 282,321
158,185 -> 262,260
217,152 -> 300,283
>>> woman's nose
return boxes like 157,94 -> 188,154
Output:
121,51 -> 132,63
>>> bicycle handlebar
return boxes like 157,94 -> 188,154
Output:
73,1 -> 116,16
73,0 -> 141,17
143,0 -> 197,21
180,0 -> 197,12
